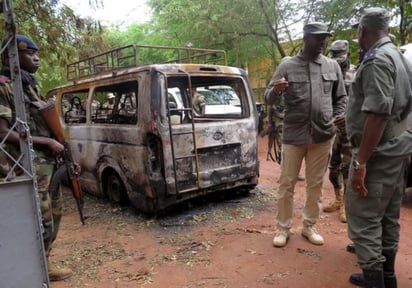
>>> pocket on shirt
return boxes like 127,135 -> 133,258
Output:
322,73 -> 337,94
288,74 -> 309,97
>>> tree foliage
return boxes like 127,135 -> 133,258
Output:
0,0 -> 110,93
147,0 -> 412,67
2,0 -> 412,93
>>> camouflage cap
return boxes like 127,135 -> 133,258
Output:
303,22 -> 332,36
329,40 -> 349,63
330,40 -> 349,52
353,7 -> 390,30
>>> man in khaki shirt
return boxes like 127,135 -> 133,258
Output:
265,22 -> 346,248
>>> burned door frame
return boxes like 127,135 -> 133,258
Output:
157,70 -> 257,198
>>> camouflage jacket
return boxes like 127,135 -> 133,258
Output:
0,73 -> 53,167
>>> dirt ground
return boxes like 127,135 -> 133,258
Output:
51,136 -> 412,288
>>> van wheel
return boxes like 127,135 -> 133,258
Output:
106,173 -> 128,205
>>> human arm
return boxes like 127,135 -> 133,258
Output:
200,102 -> 206,115
32,135 -> 65,154
351,113 -> 388,196
264,78 -> 288,105
350,62 -> 393,196
0,117 -> 64,154
264,63 -> 288,105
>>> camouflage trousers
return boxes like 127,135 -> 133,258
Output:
328,130 -> 352,190
0,150 -> 10,177
266,117 -> 283,163
1,148 -> 62,255
36,153 -> 62,256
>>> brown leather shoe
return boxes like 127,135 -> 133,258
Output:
323,189 -> 343,212
48,264 -> 73,281
339,205 -> 347,223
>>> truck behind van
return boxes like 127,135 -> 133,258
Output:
47,44 -> 259,214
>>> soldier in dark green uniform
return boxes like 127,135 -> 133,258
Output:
346,8 -> 412,288
0,35 -> 73,281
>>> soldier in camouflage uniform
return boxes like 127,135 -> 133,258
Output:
323,40 -> 355,222
0,35 -> 72,281
0,149 -> 11,177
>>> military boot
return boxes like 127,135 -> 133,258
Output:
323,189 -> 343,212
350,253 -> 398,288
338,195 -> 346,223
346,243 -> 356,254
48,259 -> 73,281
383,252 -> 397,288
349,269 -> 384,288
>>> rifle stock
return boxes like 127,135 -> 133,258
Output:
39,102 -> 85,225
39,102 -> 65,143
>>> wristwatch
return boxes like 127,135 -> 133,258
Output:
353,160 -> 366,171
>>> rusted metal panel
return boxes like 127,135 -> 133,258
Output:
48,55 -> 259,214
0,179 -> 50,288
166,118 -> 258,192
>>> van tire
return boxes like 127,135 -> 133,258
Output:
105,173 -> 128,206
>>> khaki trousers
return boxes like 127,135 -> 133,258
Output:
276,137 -> 334,230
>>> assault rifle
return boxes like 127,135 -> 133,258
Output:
40,103 -> 85,225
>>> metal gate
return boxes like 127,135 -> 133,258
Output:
0,0 -> 50,287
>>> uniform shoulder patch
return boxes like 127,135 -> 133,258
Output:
362,49 -> 377,64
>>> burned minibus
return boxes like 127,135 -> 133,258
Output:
46,44 -> 259,213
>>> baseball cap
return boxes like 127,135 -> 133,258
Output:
352,7 -> 390,30
303,22 -> 333,36
107,93 -> 115,99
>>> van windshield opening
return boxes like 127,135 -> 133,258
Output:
166,76 -> 247,121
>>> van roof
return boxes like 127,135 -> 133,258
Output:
67,44 -> 227,81
47,63 -> 247,97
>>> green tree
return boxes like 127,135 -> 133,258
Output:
0,0 -> 110,93
147,0 -> 412,80
147,0 -> 363,66
387,0 -> 412,45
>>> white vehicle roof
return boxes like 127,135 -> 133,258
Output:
167,87 -> 241,115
